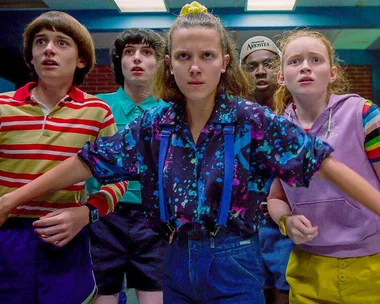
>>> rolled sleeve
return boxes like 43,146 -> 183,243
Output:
254,108 -> 334,188
78,119 -> 140,185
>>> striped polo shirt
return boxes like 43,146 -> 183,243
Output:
0,82 -> 127,218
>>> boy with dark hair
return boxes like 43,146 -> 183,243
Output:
0,11 -> 127,304
240,36 -> 295,304
86,28 -> 168,304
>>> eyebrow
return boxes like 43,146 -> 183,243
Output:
124,45 -> 153,49
287,51 -> 324,59
34,33 -> 72,41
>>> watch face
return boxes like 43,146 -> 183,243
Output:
90,209 -> 99,223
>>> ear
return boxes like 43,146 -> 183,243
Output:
329,65 -> 337,84
221,54 -> 230,73
165,55 -> 174,75
77,57 -> 87,69
277,70 -> 286,86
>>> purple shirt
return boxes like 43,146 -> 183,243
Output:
79,94 -> 332,236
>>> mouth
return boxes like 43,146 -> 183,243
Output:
298,77 -> 314,84
256,80 -> 268,86
42,59 -> 58,66
188,81 -> 204,87
131,67 -> 144,72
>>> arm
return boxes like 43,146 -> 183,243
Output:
84,114 -> 129,217
362,101 -> 380,179
267,178 -> 290,224
255,107 -> 380,216
33,106 -> 128,246
0,155 -> 92,225
318,155 -> 380,216
268,178 -> 318,244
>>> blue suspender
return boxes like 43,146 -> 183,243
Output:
216,125 -> 235,227
158,124 -> 235,227
158,127 -> 172,223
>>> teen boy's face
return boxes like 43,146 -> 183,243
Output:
121,44 -> 157,86
278,36 -> 337,99
31,30 -> 85,83
245,49 -> 278,93
169,27 -> 230,105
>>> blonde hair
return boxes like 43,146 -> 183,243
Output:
153,12 -> 252,102
23,11 -> 95,86
274,30 -> 350,114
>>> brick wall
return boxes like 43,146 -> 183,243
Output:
79,64 -> 118,95
81,64 -> 374,100
345,65 -> 372,100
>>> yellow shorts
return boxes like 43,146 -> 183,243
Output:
287,247 -> 380,304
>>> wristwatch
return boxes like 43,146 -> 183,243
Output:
85,203 -> 99,224
279,213 -> 293,236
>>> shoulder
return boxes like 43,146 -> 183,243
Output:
73,91 -> 113,114
95,91 -> 120,104
234,96 -> 286,125
0,91 -> 16,101
145,101 -> 172,118
156,98 -> 168,106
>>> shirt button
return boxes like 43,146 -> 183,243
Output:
338,261 -> 347,269
339,273 -> 346,282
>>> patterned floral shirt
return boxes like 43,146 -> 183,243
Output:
78,94 -> 333,236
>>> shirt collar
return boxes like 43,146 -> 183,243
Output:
13,82 -> 86,102
116,87 -> 161,115
159,94 -> 238,127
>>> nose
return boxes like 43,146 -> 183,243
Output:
255,64 -> 266,77
300,60 -> 311,73
189,58 -> 201,76
133,51 -> 141,64
44,41 -> 56,56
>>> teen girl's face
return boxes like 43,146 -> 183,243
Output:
168,27 -> 230,105
278,36 -> 337,100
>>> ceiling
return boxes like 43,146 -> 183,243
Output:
0,0 -> 379,53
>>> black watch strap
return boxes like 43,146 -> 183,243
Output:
85,203 -> 99,224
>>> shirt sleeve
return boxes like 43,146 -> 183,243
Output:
362,100 -> 380,178
86,106 -> 128,216
79,115 -> 141,187
252,106 -> 333,187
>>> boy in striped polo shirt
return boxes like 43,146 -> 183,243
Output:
0,11 -> 127,304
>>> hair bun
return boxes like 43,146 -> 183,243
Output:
180,1 -> 208,16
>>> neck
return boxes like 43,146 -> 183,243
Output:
254,90 -> 275,110
123,81 -> 152,104
33,79 -> 73,110
293,91 -> 329,128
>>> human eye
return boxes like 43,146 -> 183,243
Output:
311,56 -> 321,63
288,58 -> 300,65
245,63 -> 257,72
34,38 -> 46,45
177,52 -> 189,60
58,40 -> 68,47
123,48 -> 134,56
247,65 -> 256,72
142,49 -> 154,56
264,59 -> 275,69
203,52 -> 213,59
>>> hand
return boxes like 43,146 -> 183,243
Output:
0,194 -> 14,227
286,215 -> 318,244
33,206 -> 90,247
